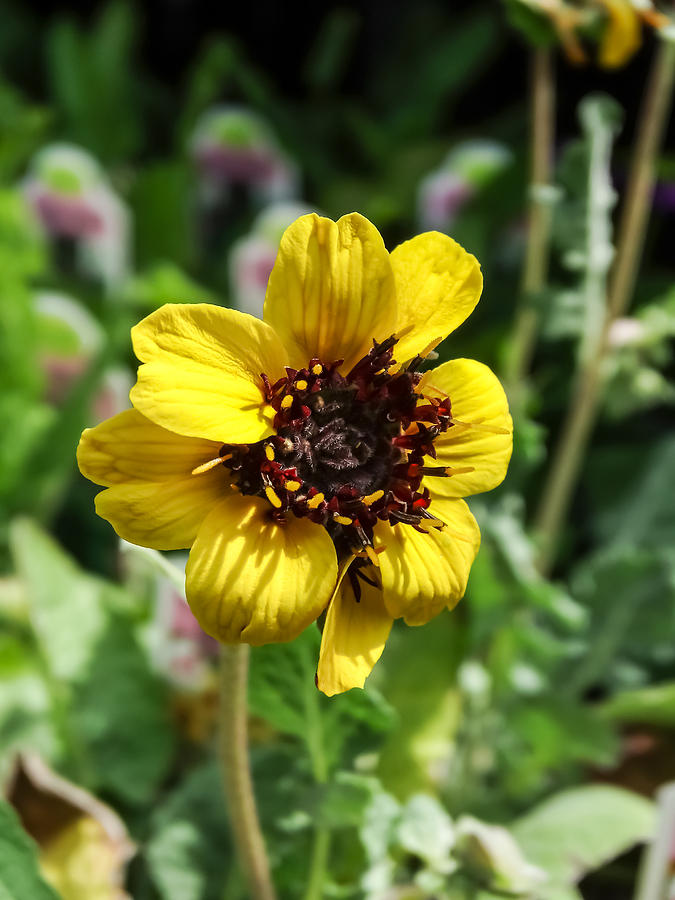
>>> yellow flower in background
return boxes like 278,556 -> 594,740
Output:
597,0 -> 642,66
77,213 -> 512,696
511,0 -> 670,68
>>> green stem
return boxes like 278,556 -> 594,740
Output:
302,663 -> 331,900
534,38 -> 675,574
219,645 -> 277,900
505,46 -> 556,388
303,826 -> 331,900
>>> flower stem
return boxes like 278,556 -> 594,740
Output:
219,644 -> 277,900
607,36 -> 675,320
303,826 -> 331,900
534,36 -> 675,574
505,46 -> 556,388
302,668 -> 331,900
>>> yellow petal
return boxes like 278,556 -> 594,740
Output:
95,470 -> 230,551
263,213 -> 397,372
421,358 -> 512,499
597,0 -> 641,68
375,499 -> 480,625
185,494 -> 338,645
390,232 -> 482,363
316,566 -> 393,697
130,303 -> 287,444
77,408 -> 223,487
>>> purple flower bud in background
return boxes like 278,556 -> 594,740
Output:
417,140 -> 513,231
228,201 -> 316,317
23,144 -> 131,290
190,105 -> 298,203
34,292 -> 103,403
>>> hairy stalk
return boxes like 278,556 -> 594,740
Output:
608,36 -> 675,321
219,644 -> 277,900
534,38 -> 675,574
302,662 -> 331,900
506,47 -> 556,388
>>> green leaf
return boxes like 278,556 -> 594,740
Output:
131,162 -> 195,268
0,80 -> 51,181
124,262 -> 216,310
0,635 -> 57,773
146,763 -> 233,900
593,435 -> 675,551
46,1 -> 142,161
70,614 -> 176,805
397,794 -> 455,871
10,520 -> 175,804
249,627 -> 395,781
10,519 -> 110,683
0,798 -> 60,900
568,545 -> 675,690
512,786 -> 655,890
603,681 -> 675,728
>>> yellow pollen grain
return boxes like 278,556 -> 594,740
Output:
363,489 -> 384,505
311,364 -> 323,375
191,454 -> 231,475
334,515 -> 353,526
295,379 -> 308,391
281,395 -> 293,410
264,444 -> 275,461
365,545 -> 380,567
285,480 -> 301,492
307,492 -> 325,509
419,517 -> 445,531
265,485 -> 282,508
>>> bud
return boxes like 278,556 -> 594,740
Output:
23,144 -> 130,289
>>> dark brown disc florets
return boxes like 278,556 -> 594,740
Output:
219,336 -> 455,559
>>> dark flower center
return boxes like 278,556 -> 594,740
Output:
219,336 -> 455,560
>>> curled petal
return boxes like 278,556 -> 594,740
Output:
317,567 -> 393,697
421,358 -> 512,499
375,499 -> 480,625
186,494 -> 338,645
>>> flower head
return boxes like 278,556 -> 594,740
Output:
77,214 -> 512,696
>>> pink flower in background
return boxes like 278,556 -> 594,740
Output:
35,292 -> 103,403
418,140 -> 513,231
23,144 -> 131,290
190,105 -> 298,203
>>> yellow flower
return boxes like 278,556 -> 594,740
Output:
511,0 -> 670,69
77,214 -> 512,696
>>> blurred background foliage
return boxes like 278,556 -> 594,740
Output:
0,1 -> 674,898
